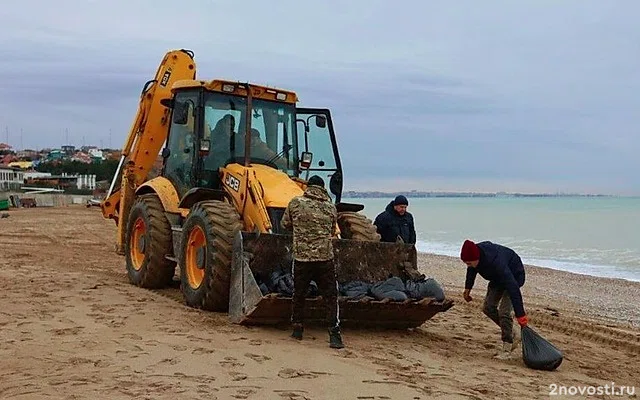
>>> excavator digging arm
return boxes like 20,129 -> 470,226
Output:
100,49 -> 197,253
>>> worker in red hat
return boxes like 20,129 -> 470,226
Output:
460,239 -> 528,360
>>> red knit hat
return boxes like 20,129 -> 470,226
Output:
460,239 -> 480,262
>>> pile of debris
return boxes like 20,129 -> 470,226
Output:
254,269 -> 446,302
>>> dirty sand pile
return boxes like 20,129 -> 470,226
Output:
1,207 -> 638,399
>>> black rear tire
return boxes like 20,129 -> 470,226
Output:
124,194 -> 176,288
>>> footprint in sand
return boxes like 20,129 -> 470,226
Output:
106,318 -> 127,328
68,357 -> 94,365
121,333 -> 143,340
158,357 -> 180,366
229,371 -> 248,381
231,387 -> 258,399
196,384 -> 217,395
388,351 -> 405,360
220,357 -> 245,368
192,347 -> 215,355
333,349 -> 358,359
186,334 -> 209,342
171,344 -> 188,352
244,353 -> 271,364
277,368 -> 332,379
274,390 -> 311,400
49,326 -> 83,336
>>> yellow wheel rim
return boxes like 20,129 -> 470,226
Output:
185,225 -> 206,289
130,217 -> 146,271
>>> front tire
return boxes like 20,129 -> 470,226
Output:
180,200 -> 242,312
124,194 -> 176,288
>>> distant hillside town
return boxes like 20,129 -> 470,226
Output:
0,142 -> 613,198
0,142 -> 155,195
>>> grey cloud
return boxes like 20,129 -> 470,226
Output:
0,0 -> 639,194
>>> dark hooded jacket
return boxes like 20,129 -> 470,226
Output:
373,201 -> 416,244
465,241 -> 526,317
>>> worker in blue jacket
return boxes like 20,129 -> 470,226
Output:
460,239 -> 528,360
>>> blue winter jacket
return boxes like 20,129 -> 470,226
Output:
465,241 -> 526,318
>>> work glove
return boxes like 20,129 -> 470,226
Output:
517,315 -> 528,327
463,289 -> 472,302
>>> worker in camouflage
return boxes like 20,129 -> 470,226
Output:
280,175 -> 344,349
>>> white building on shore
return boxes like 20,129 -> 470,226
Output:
0,166 -> 25,191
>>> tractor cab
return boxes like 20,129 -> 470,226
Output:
160,80 -> 344,203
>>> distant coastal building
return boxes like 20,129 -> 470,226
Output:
24,172 -> 96,190
88,148 -> 104,161
7,160 -> 33,170
61,145 -> 76,155
47,149 -> 66,161
0,166 -> 24,191
70,152 -> 92,164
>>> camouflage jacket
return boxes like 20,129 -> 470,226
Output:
280,185 -> 337,262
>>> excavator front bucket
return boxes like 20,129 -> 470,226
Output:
229,231 -> 454,329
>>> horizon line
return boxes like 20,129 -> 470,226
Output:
342,190 -> 638,198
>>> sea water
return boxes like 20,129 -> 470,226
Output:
349,196 -> 640,282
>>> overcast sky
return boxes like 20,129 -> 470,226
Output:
1,0 -> 638,195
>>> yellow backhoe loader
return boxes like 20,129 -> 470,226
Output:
101,49 -> 453,328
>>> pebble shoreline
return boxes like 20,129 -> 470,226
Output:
416,252 -> 640,328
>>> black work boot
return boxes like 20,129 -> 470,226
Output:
328,326 -> 344,349
291,323 -> 303,340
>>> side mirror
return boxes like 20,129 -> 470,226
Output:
200,139 -> 210,152
161,148 -> 171,158
172,101 -> 189,125
299,151 -> 313,169
315,115 -> 327,128
160,98 -> 174,108
329,171 -> 342,197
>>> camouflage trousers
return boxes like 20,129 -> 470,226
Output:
291,259 -> 339,329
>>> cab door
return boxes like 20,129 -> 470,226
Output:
295,108 -> 344,203
163,90 -> 200,198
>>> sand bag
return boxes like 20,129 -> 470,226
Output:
521,326 -> 563,371
405,278 -> 445,301
339,280 -> 372,300
371,276 -> 408,301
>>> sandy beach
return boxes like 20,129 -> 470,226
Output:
0,206 -> 638,399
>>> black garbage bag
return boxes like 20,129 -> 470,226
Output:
253,272 -> 271,295
267,270 -> 294,296
405,277 -> 445,301
521,326 -> 563,371
371,276 -> 408,301
264,269 -> 319,298
258,282 -> 270,295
